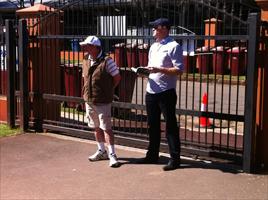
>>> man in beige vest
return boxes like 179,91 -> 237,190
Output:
80,36 -> 121,167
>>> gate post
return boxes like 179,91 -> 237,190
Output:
18,19 -> 29,131
5,20 -> 16,128
243,13 -> 260,173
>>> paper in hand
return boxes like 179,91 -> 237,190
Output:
131,67 -> 150,76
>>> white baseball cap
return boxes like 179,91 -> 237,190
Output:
79,36 -> 101,46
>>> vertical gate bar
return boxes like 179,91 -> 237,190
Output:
185,0 -> 190,139
18,19 -> 29,131
227,43 -> 233,150
184,0 -> 189,139
5,20 -> 16,128
243,13 -> 260,173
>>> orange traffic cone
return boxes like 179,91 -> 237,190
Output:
200,93 -> 212,128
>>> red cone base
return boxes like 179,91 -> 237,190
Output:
200,116 -> 212,128
200,93 -> 212,128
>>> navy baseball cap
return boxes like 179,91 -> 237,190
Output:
149,18 -> 171,29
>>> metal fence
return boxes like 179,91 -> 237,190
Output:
3,0 -> 264,172
0,25 -> 7,95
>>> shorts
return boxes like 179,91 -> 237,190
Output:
85,103 -> 112,131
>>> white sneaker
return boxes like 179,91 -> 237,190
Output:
109,153 -> 119,168
88,150 -> 108,161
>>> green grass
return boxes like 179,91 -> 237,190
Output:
61,103 -> 85,114
181,73 -> 246,82
60,59 -> 81,65
0,124 -> 20,138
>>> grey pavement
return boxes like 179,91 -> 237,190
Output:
1,133 -> 267,200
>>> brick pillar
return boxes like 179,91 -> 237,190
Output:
204,18 -> 222,48
16,4 -> 63,130
0,96 -> 7,122
255,0 -> 268,171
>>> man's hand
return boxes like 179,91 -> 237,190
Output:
147,67 -> 159,73
147,66 -> 182,75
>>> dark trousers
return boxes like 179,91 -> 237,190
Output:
145,89 -> 180,161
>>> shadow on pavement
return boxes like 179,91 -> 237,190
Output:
118,155 -> 242,174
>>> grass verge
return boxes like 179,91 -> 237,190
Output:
0,124 -> 20,138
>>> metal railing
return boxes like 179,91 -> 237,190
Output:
4,0 -> 263,172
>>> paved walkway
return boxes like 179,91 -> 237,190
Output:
1,133 -> 267,200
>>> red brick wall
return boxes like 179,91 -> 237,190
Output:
0,96 -> 7,122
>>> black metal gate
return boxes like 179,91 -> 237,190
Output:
6,0 -> 264,173
1,20 -> 21,128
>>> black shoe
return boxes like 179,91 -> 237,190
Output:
163,159 -> 180,171
136,157 -> 158,164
